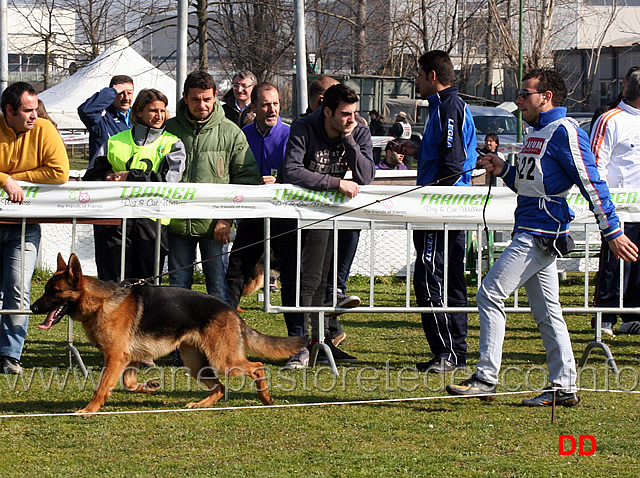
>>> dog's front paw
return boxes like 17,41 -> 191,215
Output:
143,380 -> 161,393
74,408 -> 97,418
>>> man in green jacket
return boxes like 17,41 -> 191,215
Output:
165,71 -> 261,304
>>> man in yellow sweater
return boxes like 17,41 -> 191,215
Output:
0,82 -> 69,374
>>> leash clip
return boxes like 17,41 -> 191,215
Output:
120,278 -> 148,288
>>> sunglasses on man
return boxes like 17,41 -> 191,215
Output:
516,89 -> 547,100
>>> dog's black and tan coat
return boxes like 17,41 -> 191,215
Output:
32,253 -> 305,416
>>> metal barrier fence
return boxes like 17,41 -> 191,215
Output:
1,184 -> 638,376
261,218 -> 634,375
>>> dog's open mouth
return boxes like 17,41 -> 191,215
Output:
38,304 -> 69,330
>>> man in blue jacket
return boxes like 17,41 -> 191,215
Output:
78,75 -> 134,167
78,75 -> 134,283
226,83 -> 290,309
395,50 -> 477,374
447,68 -> 638,406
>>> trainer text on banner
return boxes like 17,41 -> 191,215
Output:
2,182 -> 640,224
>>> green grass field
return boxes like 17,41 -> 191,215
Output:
1,274 -> 639,477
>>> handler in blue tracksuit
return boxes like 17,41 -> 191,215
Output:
447,68 -> 638,406
396,50 -> 477,373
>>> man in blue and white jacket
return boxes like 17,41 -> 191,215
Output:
395,50 -> 477,374
447,68 -> 638,407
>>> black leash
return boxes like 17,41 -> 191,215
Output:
482,173 -> 494,245
126,165 -> 488,287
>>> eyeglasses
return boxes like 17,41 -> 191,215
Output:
233,83 -> 253,90
516,89 -> 546,100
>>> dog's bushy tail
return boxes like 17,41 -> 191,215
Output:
240,321 -> 306,360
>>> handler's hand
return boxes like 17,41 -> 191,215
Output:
608,233 -> 639,263
105,171 -> 129,181
261,175 -> 276,185
3,177 -> 25,204
392,139 -> 419,157
476,152 -> 505,175
339,180 -> 361,198
214,219 -> 232,244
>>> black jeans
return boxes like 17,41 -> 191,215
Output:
273,219 -> 344,340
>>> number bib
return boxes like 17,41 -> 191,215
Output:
515,118 -> 574,198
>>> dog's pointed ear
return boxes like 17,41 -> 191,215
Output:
56,253 -> 67,272
66,253 -> 83,284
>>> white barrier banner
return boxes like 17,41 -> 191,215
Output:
2,181 -> 640,225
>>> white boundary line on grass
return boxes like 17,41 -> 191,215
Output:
1,388 -> 637,419
0,391 -> 530,419
0,388 -> 625,419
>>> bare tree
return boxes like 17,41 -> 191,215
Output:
206,0 -> 296,82
8,0 -> 77,89
554,0 -> 622,110
57,0 -> 174,61
579,2 -> 621,108
61,0 -> 114,59
196,0 -> 209,72
305,0 -> 391,74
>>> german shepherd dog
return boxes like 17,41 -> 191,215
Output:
31,253 -> 305,416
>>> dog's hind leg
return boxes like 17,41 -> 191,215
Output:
122,366 -> 160,394
232,360 -> 274,406
180,345 -> 225,409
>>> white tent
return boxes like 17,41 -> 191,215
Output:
39,38 -> 177,130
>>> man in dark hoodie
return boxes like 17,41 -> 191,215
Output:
277,83 -> 375,369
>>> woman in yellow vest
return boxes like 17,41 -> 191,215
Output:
84,88 -> 187,283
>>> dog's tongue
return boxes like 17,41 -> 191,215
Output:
38,311 -> 56,330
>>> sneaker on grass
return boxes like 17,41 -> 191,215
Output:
601,322 -> 615,336
1,356 -> 23,375
283,347 -> 309,370
590,316 -> 615,336
331,332 -> 347,347
521,387 -> 580,407
416,357 -> 459,374
619,321 -> 640,335
336,295 -> 360,308
325,295 -> 361,317
315,340 -> 358,363
446,374 -> 496,401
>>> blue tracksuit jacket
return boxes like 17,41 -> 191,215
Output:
417,85 -> 477,186
78,87 -> 132,165
499,107 -> 622,240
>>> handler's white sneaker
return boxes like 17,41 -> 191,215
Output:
283,347 -> 309,369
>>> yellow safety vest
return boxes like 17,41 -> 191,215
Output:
107,128 -> 179,225
107,129 -> 179,174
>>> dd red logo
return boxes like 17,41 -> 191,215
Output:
559,435 -> 596,455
